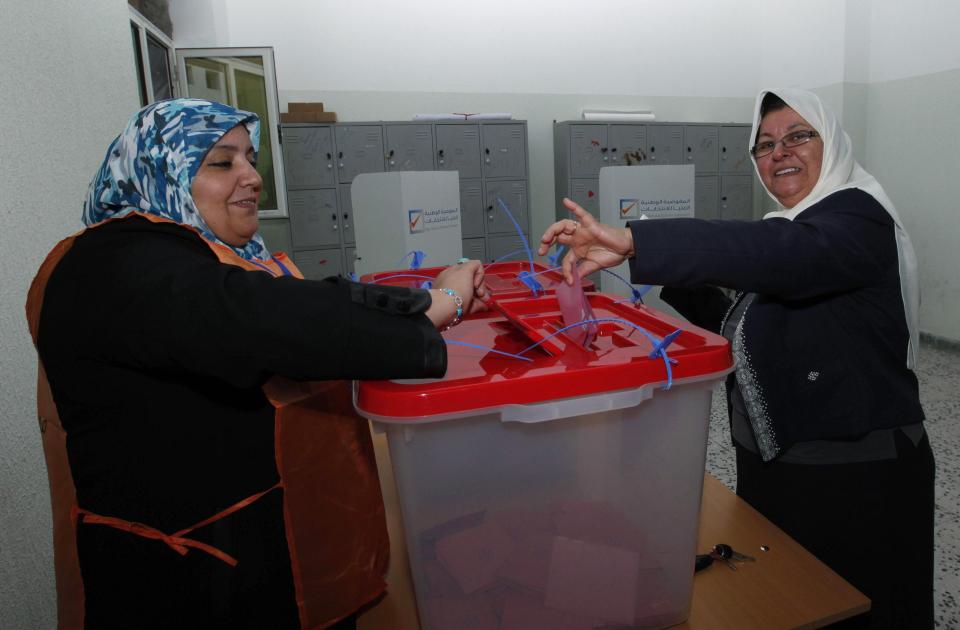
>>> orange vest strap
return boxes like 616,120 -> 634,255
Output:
73,482 -> 282,568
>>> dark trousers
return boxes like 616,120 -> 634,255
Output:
735,431 -> 935,630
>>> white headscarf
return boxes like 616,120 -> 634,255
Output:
750,88 -> 920,369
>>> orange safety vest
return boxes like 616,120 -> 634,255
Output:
25,213 -> 389,629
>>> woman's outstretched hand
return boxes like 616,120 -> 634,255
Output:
538,198 -> 635,284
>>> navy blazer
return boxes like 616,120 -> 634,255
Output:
629,188 -> 924,460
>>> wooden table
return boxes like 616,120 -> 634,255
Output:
360,432 -> 870,630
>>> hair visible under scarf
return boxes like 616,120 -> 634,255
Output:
750,88 -> 920,369
83,98 -> 271,261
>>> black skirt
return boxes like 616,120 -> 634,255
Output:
735,429 -> 935,630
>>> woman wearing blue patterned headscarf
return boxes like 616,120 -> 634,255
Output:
83,98 -> 272,260
26,98 -> 486,629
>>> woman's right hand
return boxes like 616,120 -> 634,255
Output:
538,198 -> 635,284
426,259 -> 487,329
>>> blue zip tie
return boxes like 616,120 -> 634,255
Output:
548,245 -> 566,267
420,280 -> 433,289
530,265 -> 563,278
602,269 -> 647,304
648,329 -> 682,359
485,248 -> 527,267
495,197 -> 535,275
397,250 -> 426,270
517,270 -> 544,296
444,340 -> 534,362
348,272 -> 359,282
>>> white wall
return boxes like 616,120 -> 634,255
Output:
861,0 -> 960,341
0,1 -> 140,628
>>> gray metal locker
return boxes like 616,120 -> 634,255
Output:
460,179 -> 485,238
343,247 -> 357,277
338,184 -> 355,245
461,237 -> 486,262
282,126 -> 336,188
695,176 -> 719,220
570,124 -> 608,177
258,218 -> 292,254
684,126 -> 719,173
334,125 -> 385,183
288,189 -> 340,250
719,175 -> 755,220
481,123 -> 527,178
570,178 -> 600,215
487,234 -> 531,264
608,124 -> 647,166
646,125 -> 683,164
385,124 -> 434,172
485,180 -> 528,235
293,248 -> 344,279
435,124 -> 481,179
720,126 -> 754,175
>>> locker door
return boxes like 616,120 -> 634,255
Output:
435,124 -> 481,178
461,238 -> 486,262
570,178 -> 599,215
647,125 -> 683,165
288,189 -> 340,249
385,124 -> 435,172
684,126 -> 719,173
481,123 -> 527,178
338,184 -> 355,245
334,125 -> 385,183
487,234 -> 529,264
460,179 -> 485,238
695,176 -> 719,220
258,218 -> 292,254
343,247 -> 357,277
282,126 -> 335,188
719,175 -> 754,220
570,124 -> 608,178
293,248 -> 344,280
608,124 -> 647,166
485,180 -> 528,235
720,126 -> 753,174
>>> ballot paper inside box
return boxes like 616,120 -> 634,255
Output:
355,293 -> 732,630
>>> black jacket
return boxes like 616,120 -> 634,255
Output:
36,216 -> 445,628
628,188 -> 923,460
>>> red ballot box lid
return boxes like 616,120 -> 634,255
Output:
359,261 -> 595,299
356,292 -> 732,420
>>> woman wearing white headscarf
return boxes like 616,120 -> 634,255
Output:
539,88 -> 933,629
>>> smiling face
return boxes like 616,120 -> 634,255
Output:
755,106 -> 823,209
191,125 -> 262,247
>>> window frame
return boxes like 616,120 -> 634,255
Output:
128,5 -> 176,105
175,47 -> 288,219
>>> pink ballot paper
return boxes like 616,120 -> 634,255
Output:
555,263 -> 598,347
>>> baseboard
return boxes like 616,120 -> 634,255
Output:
920,331 -> 960,353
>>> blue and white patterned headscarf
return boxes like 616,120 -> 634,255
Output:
83,98 -> 270,261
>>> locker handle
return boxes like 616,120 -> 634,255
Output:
326,152 -> 332,159
338,151 -> 343,159
438,149 -> 444,157
485,148 -> 490,154
600,147 -> 608,153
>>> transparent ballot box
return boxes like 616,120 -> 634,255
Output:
356,293 -> 732,629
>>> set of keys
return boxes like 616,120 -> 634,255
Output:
695,543 -> 757,572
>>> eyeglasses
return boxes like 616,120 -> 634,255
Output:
750,130 -> 820,158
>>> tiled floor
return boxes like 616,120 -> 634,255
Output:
703,340 -> 960,628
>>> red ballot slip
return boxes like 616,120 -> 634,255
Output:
555,263 -> 598,348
